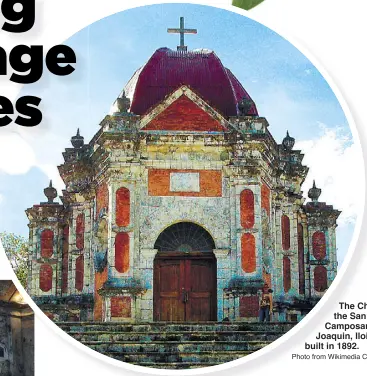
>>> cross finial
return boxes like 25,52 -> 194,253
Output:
167,17 -> 197,52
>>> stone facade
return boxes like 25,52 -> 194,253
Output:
26,48 -> 340,324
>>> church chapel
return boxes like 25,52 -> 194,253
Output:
26,19 -> 340,324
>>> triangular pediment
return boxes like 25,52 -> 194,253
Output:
140,86 -> 229,132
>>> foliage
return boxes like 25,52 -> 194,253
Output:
0,232 -> 29,288
232,0 -> 265,10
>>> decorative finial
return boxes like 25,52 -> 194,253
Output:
44,180 -> 58,204
71,128 -> 84,148
308,180 -> 322,202
238,97 -> 253,116
167,17 -> 197,52
116,91 -> 131,113
282,130 -> 295,151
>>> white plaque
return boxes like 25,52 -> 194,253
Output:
170,172 -> 200,192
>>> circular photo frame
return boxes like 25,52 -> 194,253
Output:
0,2 -> 364,373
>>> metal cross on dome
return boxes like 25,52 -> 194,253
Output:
167,17 -> 197,52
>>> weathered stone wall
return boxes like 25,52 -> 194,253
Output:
19,315 -> 34,376
0,312 -> 10,376
137,167 -> 231,322
0,307 -> 34,376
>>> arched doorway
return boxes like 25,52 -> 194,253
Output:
153,222 -> 217,322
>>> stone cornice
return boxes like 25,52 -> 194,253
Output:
213,249 -> 230,258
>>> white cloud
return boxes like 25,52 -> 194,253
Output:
0,133 -> 36,175
296,125 -> 364,226
0,130 -> 66,195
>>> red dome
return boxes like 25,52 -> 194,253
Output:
123,48 -> 258,118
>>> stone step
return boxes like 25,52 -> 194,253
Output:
102,351 -> 253,364
70,330 -> 280,343
84,340 -> 270,353
59,322 -> 294,334
130,362 -> 220,369
59,322 -> 295,369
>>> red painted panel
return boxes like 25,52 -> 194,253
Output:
76,214 -> 85,250
96,183 -> 109,218
312,231 -> 326,260
116,187 -> 130,227
148,169 -> 222,197
239,295 -> 259,317
297,224 -> 305,295
261,184 -> 271,216
39,264 -> 52,292
143,95 -> 227,132
115,232 -> 130,273
62,226 -> 69,293
241,233 -> 256,273
111,297 -> 132,318
314,266 -> 328,292
283,257 -> 291,293
240,189 -> 255,229
75,255 -> 84,292
94,266 -> 108,321
41,229 -> 54,258
282,215 -> 290,251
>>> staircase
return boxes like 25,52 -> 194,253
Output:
58,322 -> 295,369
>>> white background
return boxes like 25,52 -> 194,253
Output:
1,0 -> 367,375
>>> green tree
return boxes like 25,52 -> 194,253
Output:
0,232 -> 29,288
232,0 -> 265,10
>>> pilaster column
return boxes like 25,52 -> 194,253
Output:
138,249 -> 158,322
214,249 -> 230,321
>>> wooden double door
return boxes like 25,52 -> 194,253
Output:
153,254 -> 217,322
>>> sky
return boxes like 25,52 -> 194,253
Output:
0,3 -> 363,266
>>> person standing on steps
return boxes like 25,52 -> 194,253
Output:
259,284 -> 273,322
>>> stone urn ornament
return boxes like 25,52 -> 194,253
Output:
71,128 -> 84,149
238,97 -> 254,116
308,180 -> 322,202
43,180 -> 57,203
282,131 -> 295,151
116,91 -> 131,113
